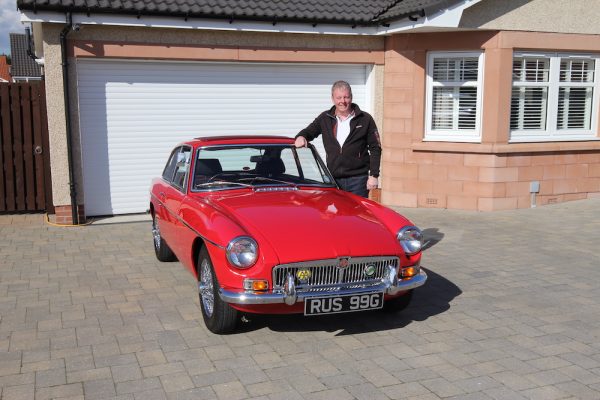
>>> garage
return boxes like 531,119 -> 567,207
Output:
76,60 -> 371,216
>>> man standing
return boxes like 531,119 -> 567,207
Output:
295,81 -> 382,198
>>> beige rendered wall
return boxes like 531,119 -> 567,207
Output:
461,0 -> 600,35
41,24 -> 385,216
382,31 -> 600,211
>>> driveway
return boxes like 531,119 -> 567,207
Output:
0,198 -> 599,399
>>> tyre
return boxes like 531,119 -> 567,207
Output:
152,214 -> 176,262
197,247 -> 238,334
383,290 -> 413,312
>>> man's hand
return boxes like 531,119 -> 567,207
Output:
294,136 -> 308,148
367,176 -> 378,190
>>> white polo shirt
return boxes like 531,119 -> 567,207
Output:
336,111 -> 355,147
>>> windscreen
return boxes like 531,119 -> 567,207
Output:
192,144 -> 336,191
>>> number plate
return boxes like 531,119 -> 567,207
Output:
304,292 -> 384,316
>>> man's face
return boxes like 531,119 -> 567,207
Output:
331,88 -> 352,115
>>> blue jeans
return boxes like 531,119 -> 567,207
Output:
337,175 -> 369,198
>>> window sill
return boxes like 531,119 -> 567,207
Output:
412,140 -> 600,154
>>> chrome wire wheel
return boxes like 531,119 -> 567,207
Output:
152,218 -> 161,251
199,259 -> 214,317
151,213 -> 176,262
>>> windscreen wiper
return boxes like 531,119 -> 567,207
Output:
239,176 -> 298,187
195,180 -> 253,189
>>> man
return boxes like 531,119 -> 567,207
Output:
295,81 -> 381,198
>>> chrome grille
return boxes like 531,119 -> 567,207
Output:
272,256 -> 398,293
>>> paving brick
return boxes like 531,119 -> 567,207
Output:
159,372 -> 194,393
2,384 -> 34,400
67,367 -> 112,383
112,363 -> 143,383
211,381 -> 247,400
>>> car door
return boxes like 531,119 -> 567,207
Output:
153,146 -> 181,244
162,145 -> 192,256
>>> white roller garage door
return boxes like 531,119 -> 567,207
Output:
76,59 -> 370,216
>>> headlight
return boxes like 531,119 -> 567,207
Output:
397,226 -> 423,255
226,236 -> 258,268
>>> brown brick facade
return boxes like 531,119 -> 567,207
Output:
382,31 -> 600,211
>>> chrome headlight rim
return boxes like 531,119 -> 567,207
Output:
397,225 -> 423,255
226,236 -> 258,269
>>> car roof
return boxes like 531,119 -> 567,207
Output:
185,135 -> 295,147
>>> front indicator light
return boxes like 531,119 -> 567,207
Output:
243,279 -> 269,292
401,266 -> 419,279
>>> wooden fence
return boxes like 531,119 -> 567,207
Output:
0,82 -> 53,213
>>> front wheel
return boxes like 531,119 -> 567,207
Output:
383,290 -> 413,312
152,214 -> 176,262
197,247 -> 238,334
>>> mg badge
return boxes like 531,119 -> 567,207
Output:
296,269 -> 312,283
364,264 -> 376,277
338,257 -> 350,269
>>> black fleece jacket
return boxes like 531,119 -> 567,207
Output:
296,104 -> 382,179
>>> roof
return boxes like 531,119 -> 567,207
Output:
16,0 -> 455,26
0,56 -> 11,82
192,135 -> 295,146
9,33 -> 42,78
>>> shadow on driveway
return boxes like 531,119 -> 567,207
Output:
421,227 -> 445,251
236,268 -> 461,336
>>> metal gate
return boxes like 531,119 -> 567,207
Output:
0,82 -> 53,213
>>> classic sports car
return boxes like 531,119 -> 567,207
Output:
150,136 -> 427,333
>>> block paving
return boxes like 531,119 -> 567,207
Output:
1,198 -> 599,399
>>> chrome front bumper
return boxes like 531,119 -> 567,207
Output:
218,265 -> 427,305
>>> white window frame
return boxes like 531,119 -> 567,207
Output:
425,51 -> 485,142
510,52 -> 600,143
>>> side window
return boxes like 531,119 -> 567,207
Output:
296,147 -> 332,184
173,146 -> 192,191
162,147 -> 180,182
280,148 -> 299,177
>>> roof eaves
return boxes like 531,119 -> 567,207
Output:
16,3 -> 382,27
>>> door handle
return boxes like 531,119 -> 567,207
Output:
159,192 -> 166,201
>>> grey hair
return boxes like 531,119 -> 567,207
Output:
331,80 -> 352,97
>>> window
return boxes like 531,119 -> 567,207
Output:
510,52 -> 600,142
172,146 -> 192,190
162,147 -> 181,182
425,52 -> 484,142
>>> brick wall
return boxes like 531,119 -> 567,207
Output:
381,31 -> 600,211
52,204 -> 85,225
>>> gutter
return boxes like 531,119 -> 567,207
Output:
60,12 -> 79,225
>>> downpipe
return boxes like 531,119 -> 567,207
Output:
60,12 -> 79,225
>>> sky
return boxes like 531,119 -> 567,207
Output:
0,0 -> 25,56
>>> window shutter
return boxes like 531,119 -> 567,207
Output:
432,88 -> 454,130
510,87 -> 548,130
428,54 -> 481,136
510,57 -> 550,133
458,87 -> 477,130
557,87 -> 593,129
557,58 -> 595,130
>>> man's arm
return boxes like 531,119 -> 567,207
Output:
367,117 -> 382,180
295,115 -> 323,147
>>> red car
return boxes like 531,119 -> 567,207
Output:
150,136 -> 427,333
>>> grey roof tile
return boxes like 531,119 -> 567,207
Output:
9,33 -> 42,78
17,0 -> 458,26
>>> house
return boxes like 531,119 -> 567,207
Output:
15,0 -> 600,224
9,33 -> 42,82
0,55 -> 11,82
